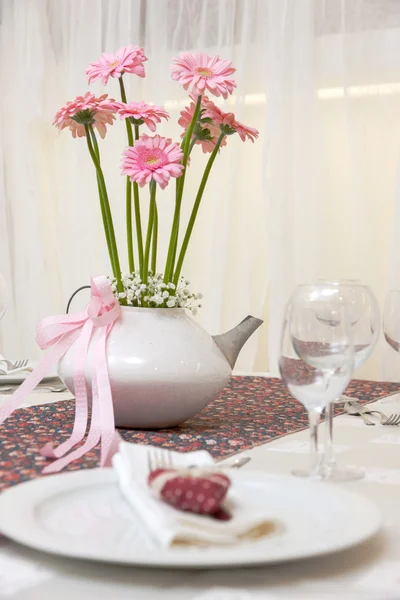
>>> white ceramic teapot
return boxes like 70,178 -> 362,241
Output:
59,304 -> 262,429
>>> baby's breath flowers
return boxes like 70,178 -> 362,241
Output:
109,273 -> 203,314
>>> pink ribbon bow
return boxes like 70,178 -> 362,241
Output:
0,275 -> 121,474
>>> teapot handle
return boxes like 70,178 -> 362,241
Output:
66,285 -> 91,314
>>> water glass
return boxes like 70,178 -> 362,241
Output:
279,284 -> 354,479
317,280 -> 380,481
383,291 -> 400,353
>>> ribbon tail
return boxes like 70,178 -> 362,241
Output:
96,323 -> 117,467
0,328 -> 81,425
103,432 -> 123,467
40,320 -> 94,460
42,353 -> 102,474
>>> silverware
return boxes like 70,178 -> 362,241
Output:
221,456 -> 251,469
147,449 -> 252,474
147,449 -> 173,473
0,383 -> 68,394
0,359 -> 29,375
336,394 -> 360,404
344,402 -> 375,426
381,414 -> 400,426
0,357 -> 29,370
346,400 -> 400,426
189,456 -> 252,470
38,384 -> 68,393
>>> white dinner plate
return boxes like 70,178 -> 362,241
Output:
0,469 -> 381,568
0,361 -> 58,384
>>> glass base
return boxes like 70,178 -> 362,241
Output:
291,467 -> 322,480
320,463 -> 365,482
292,463 -> 365,482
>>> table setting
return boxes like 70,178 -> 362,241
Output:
2,43 -> 400,600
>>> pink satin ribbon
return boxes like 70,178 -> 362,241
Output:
0,275 -> 121,474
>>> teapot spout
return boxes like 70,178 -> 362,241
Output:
212,316 -> 263,369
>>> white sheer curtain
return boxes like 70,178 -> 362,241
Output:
1,0 -> 400,380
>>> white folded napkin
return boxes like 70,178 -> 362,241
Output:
0,367 -> 32,376
113,441 -> 277,548
0,357 -> 32,376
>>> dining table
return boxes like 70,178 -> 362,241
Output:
2,373 -> 400,600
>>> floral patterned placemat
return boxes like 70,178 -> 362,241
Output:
1,377 -> 399,491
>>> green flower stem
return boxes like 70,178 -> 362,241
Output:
89,127 -> 100,160
167,135 -> 198,269
87,129 -> 111,259
126,179 -> 134,273
164,95 -> 202,283
173,133 -> 225,285
85,124 -> 123,292
189,137 -> 198,154
167,131 -> 198,279
118,76 -> 137,275
85,126 -> 114,273
88,128 -> 118,274
169,178 -> 180,276
143,182 -> 156,285
151,199 -> 158,274
118,77 -> 133,146
133,124 -> 144,278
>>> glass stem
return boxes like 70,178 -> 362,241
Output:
324,401 -> 335,466
308,408 -> 322,478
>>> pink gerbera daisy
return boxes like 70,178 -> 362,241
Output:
121,135 -> 184,189
178,97 -> 227,154
204,101 -> 259,142
53,92 -> 117,138
86,45 -> 148,85
116,101 -> 169,132
171,52 -> 236,99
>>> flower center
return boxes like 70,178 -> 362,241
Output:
139,148 -> 167,171
196,67 -> 213,77
108,58 -> 121,69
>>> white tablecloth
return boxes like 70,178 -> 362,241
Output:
2,384 -> 400,599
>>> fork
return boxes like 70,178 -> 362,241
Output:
0,358 -> 28,375
147,450 -> 252,473
377,412 -> 400,426
147,449 -> 173,473
363,409 -> 400,426
0,358 -> 29,372
346,401 -> 400,426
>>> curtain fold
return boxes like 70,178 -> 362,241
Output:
1,0 -> 400,380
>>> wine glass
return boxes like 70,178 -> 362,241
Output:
383,291 -> 400,399
279,284 -> 354,479
384,291 -> 400,351
316,280 -> 380,481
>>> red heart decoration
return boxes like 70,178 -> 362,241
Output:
148,468 -> 231,519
